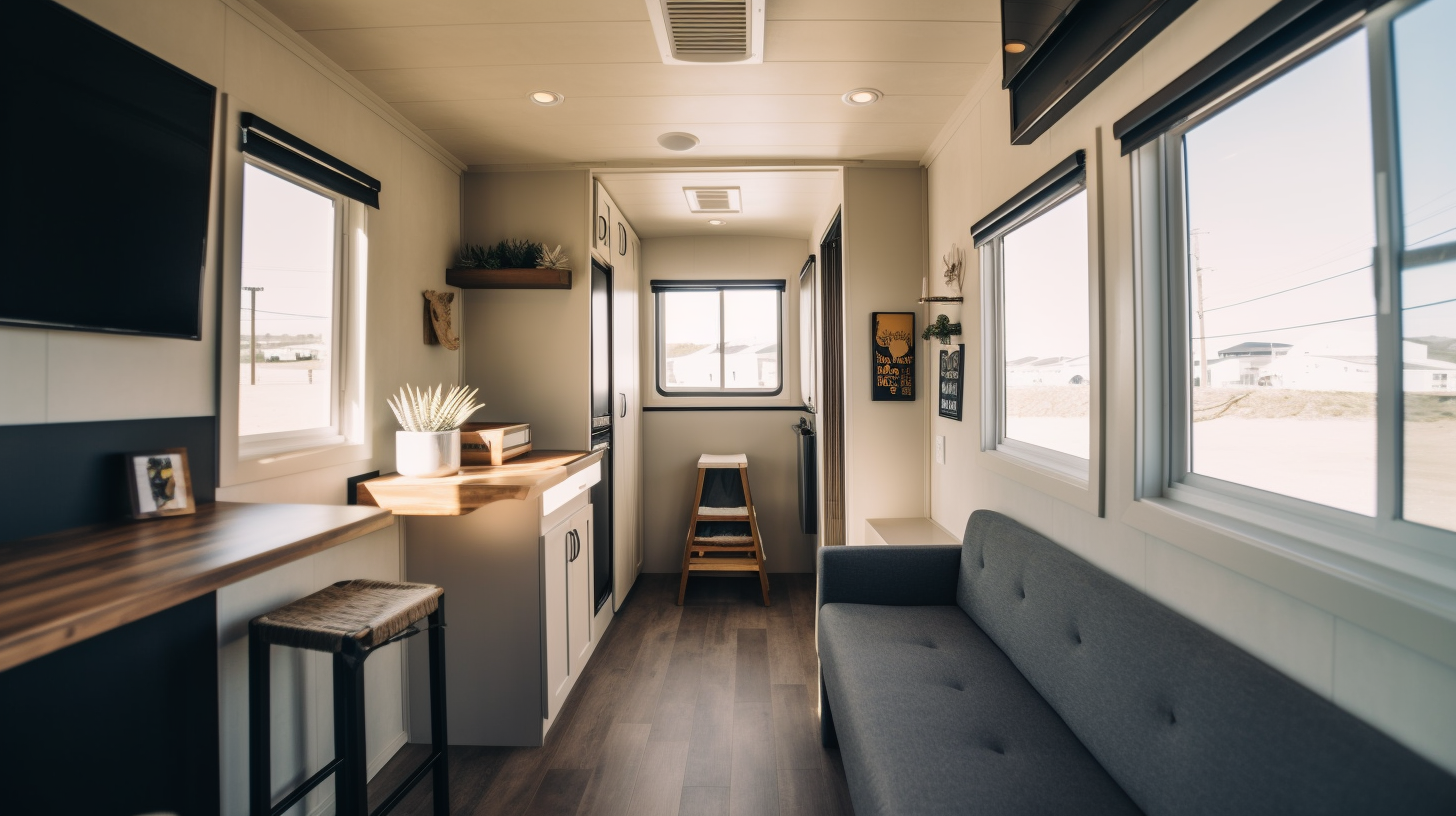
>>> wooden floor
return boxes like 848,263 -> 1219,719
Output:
369,573 -> 854,816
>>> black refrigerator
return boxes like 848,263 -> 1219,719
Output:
590,259 -> 613,612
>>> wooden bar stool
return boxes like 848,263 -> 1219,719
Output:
249,579 -> 449,816
677,454 -> 771,606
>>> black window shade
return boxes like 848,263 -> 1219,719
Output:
1113,0 -> 1379,155
240,113 -> 381,208
971,151 -> 1086,248
651,279 -> 786,292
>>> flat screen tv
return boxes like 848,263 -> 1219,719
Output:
1,0 -> 217,339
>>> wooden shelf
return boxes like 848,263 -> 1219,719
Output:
918,296 -> 964,304
358,449 -> 603,516
446,267 -> 571,290
0,502 -> 393,673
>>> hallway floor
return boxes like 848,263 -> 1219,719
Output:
369,573 -> 854,816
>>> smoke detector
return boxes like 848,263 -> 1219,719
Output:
684,187 -> 742,213
646,0 -> 766,64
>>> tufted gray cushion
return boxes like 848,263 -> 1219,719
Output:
818,602 -> 1141,816
957,509 -> 1456,816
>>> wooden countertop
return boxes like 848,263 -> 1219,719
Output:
357,449 -> 603,516
0,501 -> 393,674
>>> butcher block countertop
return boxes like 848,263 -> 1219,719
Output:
357,449 -> 603,516
0,501 -> 393,674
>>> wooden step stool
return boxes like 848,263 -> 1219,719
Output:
677,454 -> 770,606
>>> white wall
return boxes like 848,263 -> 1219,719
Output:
924,0 -> 1456,773
0,1 -> 465,811
637,235 -> 816,574
841,168 -> 929,546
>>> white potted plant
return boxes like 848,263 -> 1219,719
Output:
386,384 -> 485,478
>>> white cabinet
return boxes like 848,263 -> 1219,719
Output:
544,503 -> 593,722
612,215 -> 643,609
593,180 -> 613,263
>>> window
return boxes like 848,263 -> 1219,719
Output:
977,153 -> 1093,482
1134,0 -> 1456,543
238,160 -> 348,453
653,280 -> 784,395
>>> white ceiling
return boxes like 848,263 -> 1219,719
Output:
255,0 -> 1001,167
597,169 -> 841,238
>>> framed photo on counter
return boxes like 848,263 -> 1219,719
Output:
126,448 -> 195,518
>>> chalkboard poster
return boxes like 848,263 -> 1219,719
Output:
939,344 -> 964,420
871,312 -> 915,401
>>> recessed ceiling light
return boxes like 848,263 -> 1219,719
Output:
842,88 -> 881,106
657,132 -> 700,151
529,90 -> 563,106
1004,41 -> 1027,54
708,219 -> 726,226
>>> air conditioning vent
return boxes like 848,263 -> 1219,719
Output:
684,187 -> 742,213
646,0 -> 765,64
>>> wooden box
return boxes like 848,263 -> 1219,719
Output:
461,422 -> 532,466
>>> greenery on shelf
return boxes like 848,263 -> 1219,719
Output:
921,313 -> 962,345
456,239 -> 543,270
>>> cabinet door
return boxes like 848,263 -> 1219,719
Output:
592,181 -> 612,263
567,506 -> 593,675
543,517 -> 571,722
612,221 -> 642,610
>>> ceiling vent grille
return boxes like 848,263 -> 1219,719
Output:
684,187 -> 742,213
647,0 -> 765,64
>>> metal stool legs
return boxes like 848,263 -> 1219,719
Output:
249,598 -> 449,816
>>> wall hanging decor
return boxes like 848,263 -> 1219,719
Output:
939,344 -> 965,421
422,289 -> 461,350
125,447 -> 195,518
871,312 -> 916,401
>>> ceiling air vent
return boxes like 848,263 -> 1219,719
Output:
646,0 -> 766,64
684,187 -> 742,213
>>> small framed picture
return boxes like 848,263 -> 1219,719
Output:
126,448 -> 196,518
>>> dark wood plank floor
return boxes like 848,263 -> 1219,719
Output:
369,573 -> 854,816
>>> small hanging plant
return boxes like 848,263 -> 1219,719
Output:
921,313 -> 962,345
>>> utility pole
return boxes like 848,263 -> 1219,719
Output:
1190,231 -> 1210,391
243,286 -> 264,386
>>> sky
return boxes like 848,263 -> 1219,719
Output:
239,163 -> 336,343
661,289 -> 778,350
1001,190 -> 1090,362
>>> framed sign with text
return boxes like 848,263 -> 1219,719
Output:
871,312 -> 915,401
939,344 -> 964,420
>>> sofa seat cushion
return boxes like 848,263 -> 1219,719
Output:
819,602 -> 1141,816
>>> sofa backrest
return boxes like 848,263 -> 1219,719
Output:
955,509 -> 1456,816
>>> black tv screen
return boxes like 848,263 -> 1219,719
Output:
1,0 -> 216,339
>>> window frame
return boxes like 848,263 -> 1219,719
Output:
976,161 -> 1105,516
1127,0 -> 1456,640
219,111 -> 369,487
652,281 -> 786,398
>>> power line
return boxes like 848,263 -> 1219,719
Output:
1204,263 -> 1370,312
1191,296 -> 1456,341
239,308 -> 330,319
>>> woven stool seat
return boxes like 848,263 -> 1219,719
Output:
252,579 -> 443,654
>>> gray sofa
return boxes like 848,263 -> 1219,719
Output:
817,510 -> 1456,815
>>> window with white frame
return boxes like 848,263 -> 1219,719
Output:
1130,0 -> 1456,540
238,160 -> 349,454
977,153 -> 1093,481
654,280 -> 784,395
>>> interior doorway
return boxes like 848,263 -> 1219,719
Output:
818,213 -> 845,546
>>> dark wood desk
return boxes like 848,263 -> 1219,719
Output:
0,500 -> 392,673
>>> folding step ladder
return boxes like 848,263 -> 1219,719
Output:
677,454 -> 770,606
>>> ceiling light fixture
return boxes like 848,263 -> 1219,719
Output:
708,219 -> 726,226
842,88 -> 881,106
1004,41 -> 1027,54
529,90 -> 563,106
657,132 -> 700,151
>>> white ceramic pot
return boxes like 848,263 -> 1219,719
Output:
396,429 -> 461,478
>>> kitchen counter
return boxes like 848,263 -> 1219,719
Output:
357,449 -> 603,516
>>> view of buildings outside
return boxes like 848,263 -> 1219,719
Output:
238,163 -> 337,437
661,288 -> 780,391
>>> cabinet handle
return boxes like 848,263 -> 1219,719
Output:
619,393 -> 626,418
597,215 -> 608,242
567,530 -> 576,562
618,224 -> 627,255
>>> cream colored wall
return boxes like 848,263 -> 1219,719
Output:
841,168 -> 929,546
637,235 -> 817,574
924,0 -> 1456,773
0,1 -> 465,810
460,169 -> 592,451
